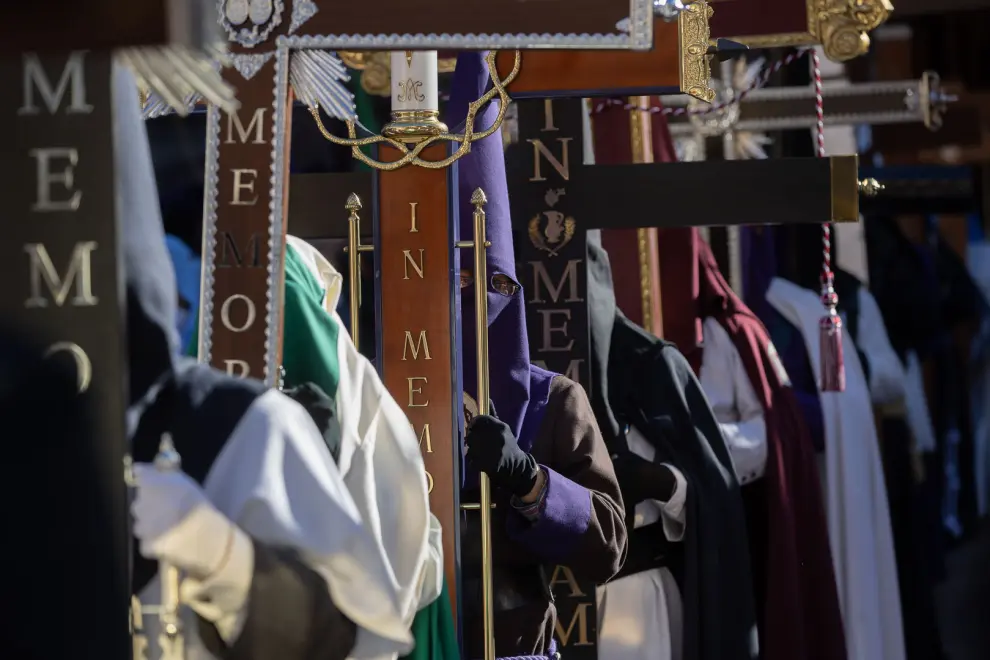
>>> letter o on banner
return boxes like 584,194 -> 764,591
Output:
45,341 -> 92,393
220,294 -> 256,333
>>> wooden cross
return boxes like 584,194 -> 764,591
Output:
200,3 -> 669,653
0,4 -> 224,657
199,0 -> 663,384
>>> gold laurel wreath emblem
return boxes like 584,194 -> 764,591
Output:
528,215 -> 576,257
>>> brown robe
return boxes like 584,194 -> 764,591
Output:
199,540 -> 358,660
461,375 -> 627,658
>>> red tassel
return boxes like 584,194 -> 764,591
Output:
819,281 -> 845,392
811,50 -> 844,392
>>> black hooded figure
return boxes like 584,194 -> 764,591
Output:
584,232 -> 759,660
114,65 -> 408,660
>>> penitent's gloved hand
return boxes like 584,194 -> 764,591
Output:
611,451 -> 676,507
465,414 -> 540,498
131,464 -> 241,580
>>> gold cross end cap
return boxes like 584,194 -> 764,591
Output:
858,178 -> 884,197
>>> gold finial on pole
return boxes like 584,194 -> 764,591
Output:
154,434 -> 185,660
345,193 -> 370,350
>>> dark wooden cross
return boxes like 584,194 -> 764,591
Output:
0,4 -> 220,657
506,96 -> 861,379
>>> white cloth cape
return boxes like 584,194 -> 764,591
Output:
766,277 -> 905,660
597,428 -> 687,660
138,390 -> 413,660
287,236 -> 442,628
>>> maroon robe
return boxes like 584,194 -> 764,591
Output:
658,227 -> 848,660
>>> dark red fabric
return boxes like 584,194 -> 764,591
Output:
665,228 -> 848,660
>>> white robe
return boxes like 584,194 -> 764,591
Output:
287,235 -> 440,617
766,277 -> 905,660
138,390 -> 413,660
597,428 -> 687,660
698,317 -> 768,485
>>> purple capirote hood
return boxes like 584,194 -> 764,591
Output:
447,52 -> 537,442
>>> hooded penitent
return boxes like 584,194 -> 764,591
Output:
445,53 -> 626,660
585,228 -> 758,660
116,63 -> 417,659
660,227 -> 848,660
446,52 -> 554,449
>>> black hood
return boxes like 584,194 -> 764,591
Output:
585,229 -> 620,448
114,64 -> 181,417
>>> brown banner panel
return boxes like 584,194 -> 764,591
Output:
203,58 -> 290,384
377,144 -> 461,615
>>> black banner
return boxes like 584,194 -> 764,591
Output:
0,51 -> 130,656
507,98 -> 598,658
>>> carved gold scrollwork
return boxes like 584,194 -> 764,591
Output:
678,1 -> 716,103
813,0 -> 894,62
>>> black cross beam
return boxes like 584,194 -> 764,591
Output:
508,99 -> 861,233
502,94 -> 862,440
0,4 -> 218,654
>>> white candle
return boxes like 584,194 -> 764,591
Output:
390,51 -> 439,114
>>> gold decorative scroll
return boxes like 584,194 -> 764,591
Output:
678,1 -> 716,103
338,51 -> 458,97
725,0 -> 893,63
814,0 -> 893,62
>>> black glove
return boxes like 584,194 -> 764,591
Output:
465,414 -> 540,498
611,451 -> 676,507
